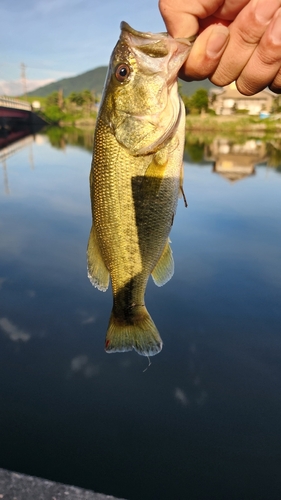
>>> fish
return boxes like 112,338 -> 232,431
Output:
87,21 -> 195,356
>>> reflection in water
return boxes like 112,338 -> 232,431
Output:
206,138 -> 267,182
0,317 -> 31,342
266,139 -> 281,170
1,157 -> 9,195
1,134 -> 37,195
0,127 -> 94,196
3,127 -> 281,193
70,355 -> 100,378
174,341 -> 208,409
45,126 -> 94,152
174,387 -> 190,407
184,133 -> 281,180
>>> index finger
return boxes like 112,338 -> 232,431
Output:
158,0 -> 247,38
158,0 -> 199,37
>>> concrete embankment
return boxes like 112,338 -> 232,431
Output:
0,468 -> 126,500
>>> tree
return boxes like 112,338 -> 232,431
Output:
68,90 -> 94,108
179,87 -> 209,114
81,89 -> 94,104
189,88 -> 209,113
46,91 -> 60,107
68,92 -> 84,106
44,91 -> 64,123
81,90 -> 94,115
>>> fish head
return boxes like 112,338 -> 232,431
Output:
100,22 -> 195,155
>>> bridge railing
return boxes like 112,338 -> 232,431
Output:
0,96 -> 32,112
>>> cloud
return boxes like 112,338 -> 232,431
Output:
70,355 -> 100,378
0,317 -> 31,342
81,315 -> 95,325
76,309 -> 97,325
174,387 -> 190,407
0,78 -> 54,96
71,355 -> 88,372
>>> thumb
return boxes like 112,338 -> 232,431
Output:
180,24 -> 230,81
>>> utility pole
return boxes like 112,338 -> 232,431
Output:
21,63 -> 27,100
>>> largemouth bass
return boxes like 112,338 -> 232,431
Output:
87,22 -> 194,356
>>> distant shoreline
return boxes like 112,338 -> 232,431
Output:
56,113 -> 281,136
185,114 -> 281,135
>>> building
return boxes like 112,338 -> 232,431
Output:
209,83 -> 275,116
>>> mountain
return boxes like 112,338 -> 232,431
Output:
27,65 -> 220,98
179,78 -> 221,96
27,66 -> 108,97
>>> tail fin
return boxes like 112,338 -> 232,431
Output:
105,306 -> 162,357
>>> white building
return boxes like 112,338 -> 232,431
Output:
209,83 -> 275,116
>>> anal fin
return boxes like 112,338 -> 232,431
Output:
151,239 -> 174,287
87,224 -> 110,292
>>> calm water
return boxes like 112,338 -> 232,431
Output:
1,130 -> 281,500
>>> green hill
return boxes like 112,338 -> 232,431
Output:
27,66 -> 108,97
27,65 -> 220,98
179,78 -> 221,96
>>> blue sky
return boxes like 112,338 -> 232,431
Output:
0,0 -> 166,95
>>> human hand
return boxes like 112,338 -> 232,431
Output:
159,0 -> 281,94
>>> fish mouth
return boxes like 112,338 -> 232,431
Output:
120,21 -> 196,79
120,21 -> 196,46
120,21 -> 168,40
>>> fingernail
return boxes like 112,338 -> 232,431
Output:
269,9 -> 281,44
253,0 -> 280,24
206,26 -> 229,58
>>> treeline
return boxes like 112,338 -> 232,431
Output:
34,89 -> 98,124
180,87 -> 210,114
27,85 -> 281,125
33,87 -> 210,124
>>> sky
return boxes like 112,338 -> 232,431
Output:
0,0 -> 166,96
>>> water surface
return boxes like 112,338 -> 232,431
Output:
0,131 -> 281,500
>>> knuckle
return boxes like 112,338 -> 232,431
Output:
257,48 -> 281,67
269,71 -> 281,93
234,5 -> 276,45
184,52 -> 218,80
235,25 -> 260,47
210,67 -> 234,87
235,79 -> 258,96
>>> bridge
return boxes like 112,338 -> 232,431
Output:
0,96 -> 32,117
0,96 -> 45,149
0,96 -> 32,110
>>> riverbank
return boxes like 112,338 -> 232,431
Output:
58,113 -> 281,138
185,113 -> 281,136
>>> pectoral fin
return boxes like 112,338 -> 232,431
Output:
140,151 -> 169,199
87,225 -> 110,292
151,239 -> 174,287
179,163 -> 188,207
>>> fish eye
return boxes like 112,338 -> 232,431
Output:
115,63 -> 130,82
